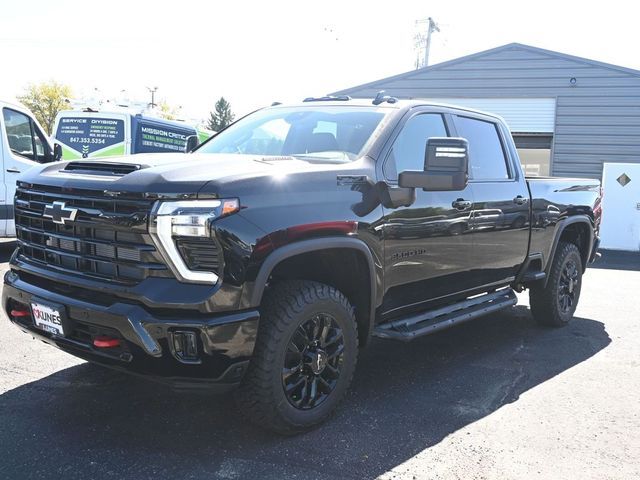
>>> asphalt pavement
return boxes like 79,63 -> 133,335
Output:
0,241 -> 638,480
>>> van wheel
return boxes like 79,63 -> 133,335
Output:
235,280 -> 358,435
530,241 -> 583,327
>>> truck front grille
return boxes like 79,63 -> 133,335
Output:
14,184 -> 168,284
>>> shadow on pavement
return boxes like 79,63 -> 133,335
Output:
591,249 -> 640,271
0,306 -> 610,480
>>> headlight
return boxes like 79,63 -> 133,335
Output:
155,199 -> 240,237
150,198 -> 239,284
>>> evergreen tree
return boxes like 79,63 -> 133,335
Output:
207,97 -> 235,132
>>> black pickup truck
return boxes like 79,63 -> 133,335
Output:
3,96 -> 601,434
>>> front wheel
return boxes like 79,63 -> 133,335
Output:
235,280 -> 358,435
530,241 -> 583,327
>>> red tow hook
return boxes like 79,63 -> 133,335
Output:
10,309 -> 31,318
93,336 -> 121,348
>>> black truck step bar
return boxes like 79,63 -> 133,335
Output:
373,288 -> 518,341
522,271 -> 546,283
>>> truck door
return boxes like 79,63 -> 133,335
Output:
451,114 -> 530,287
1,107 -> 48,236
380,110 -> 475,316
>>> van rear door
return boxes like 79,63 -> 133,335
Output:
53,112 -> 129,160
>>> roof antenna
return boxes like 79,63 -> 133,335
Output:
372,91 -> 398,106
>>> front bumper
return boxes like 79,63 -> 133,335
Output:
3,270 -> 259,392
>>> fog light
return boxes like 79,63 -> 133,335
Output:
171,330 -> 199,362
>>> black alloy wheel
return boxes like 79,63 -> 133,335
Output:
282,313 -> 344,410
235,280 -> 358,435
558,259 -> 580,314
530,241 -> 583,327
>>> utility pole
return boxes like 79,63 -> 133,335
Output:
146,86 -> 158,108
415,17 -> 440,69
424,17 -> 439,67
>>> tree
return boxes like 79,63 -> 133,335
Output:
157,100 -> 180,120
17,81 -> 72,134
207,97 -> 235,132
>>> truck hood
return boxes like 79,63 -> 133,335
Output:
21,153 -> 362,197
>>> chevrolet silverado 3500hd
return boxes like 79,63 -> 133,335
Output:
3,96 -> 601,434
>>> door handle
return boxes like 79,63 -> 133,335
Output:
6,167 -> 21,174
513,195 -> 528,205
452,198 -> 472,210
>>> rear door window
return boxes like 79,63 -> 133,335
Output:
453,116 -> 511,180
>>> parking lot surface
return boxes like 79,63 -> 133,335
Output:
0,242 -> 638,480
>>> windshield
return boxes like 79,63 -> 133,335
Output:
197,106 -> 386,161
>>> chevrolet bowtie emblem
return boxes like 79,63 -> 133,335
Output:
43,201 -> 78,225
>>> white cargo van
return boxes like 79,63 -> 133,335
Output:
0,100 -> 61,237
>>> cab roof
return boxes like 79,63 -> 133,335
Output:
270,97 -> 505,123
0,98 -> 33,114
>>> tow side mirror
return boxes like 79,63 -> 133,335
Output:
398,137 -> 469,191
53,143 -> 63,162
185,135 -> 199,153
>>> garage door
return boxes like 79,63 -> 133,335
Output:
426,98 -> 556,133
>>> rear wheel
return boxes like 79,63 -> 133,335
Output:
530,241 -> 583,327
235,280 -> 358,435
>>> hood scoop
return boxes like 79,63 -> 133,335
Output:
64,161 -> 148,176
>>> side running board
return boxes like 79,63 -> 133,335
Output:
373,288 -> 518,342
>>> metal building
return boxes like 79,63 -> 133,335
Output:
333,43 -> 640,180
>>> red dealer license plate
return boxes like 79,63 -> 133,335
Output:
31,301 -> 65,336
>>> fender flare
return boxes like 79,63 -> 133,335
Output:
543,215 -> 594,287
249,237 -> 378,342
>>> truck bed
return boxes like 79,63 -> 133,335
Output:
526,176 -> 601,269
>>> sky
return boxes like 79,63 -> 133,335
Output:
1,0 -> 639,122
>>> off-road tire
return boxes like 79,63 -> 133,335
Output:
530,241 -> 583,327
235,280 -> 358,435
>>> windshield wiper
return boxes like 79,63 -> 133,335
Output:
290,152 -> 352,163
253,156 -> 297,164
